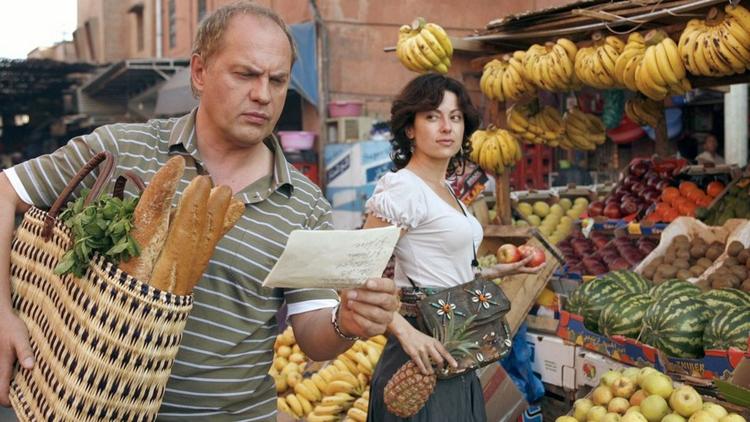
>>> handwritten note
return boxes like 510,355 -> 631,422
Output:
262,226 -> 400,289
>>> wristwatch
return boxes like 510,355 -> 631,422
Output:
330,303 -> 360,342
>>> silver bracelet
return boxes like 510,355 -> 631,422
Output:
330,303 -> 360,342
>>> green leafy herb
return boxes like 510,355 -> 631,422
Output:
54,189 -> 140,277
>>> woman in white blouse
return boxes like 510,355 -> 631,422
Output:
363,74 -> 538,421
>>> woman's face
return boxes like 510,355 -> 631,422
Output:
407,91 -> 465,164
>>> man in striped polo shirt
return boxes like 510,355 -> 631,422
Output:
0,2 -> 399,420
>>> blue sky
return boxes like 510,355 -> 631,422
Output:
0,0 -> 77,59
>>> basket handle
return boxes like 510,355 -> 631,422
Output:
112,171 -> 147,199
43,151 -> 116,240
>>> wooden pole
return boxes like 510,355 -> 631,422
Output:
654,108 -> 669,158
488,100 -> 513,225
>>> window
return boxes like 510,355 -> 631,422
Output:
168,0 -> 176,49
197,0 -> 207,23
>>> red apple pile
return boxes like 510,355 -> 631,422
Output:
559,232 -> 657,275
588,158 -> 683,220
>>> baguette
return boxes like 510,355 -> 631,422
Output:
150,175 -> 211,293
182,185 -> 232,294
119,156 -> 185,281
222,197 -> 245,236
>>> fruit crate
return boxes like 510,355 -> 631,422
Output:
478,225 -> 564,336
557,301 -> 750,384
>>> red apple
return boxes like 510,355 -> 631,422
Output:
603,204 -> 622,219
519,245 -> 546,268
496,244 -> 522,263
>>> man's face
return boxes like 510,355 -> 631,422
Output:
705,135 -> 718,152
192,14 -> 292,148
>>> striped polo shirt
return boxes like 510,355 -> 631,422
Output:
5,109 -> 339,421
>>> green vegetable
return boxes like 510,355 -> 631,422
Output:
54,189 -> 140,277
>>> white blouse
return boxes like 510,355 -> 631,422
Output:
365,169 -> 484,289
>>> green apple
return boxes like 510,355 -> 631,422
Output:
627,407 -> 641,415
528,214 -> 542,227
663,413 -> 688,422
640,395 -> 670,422
602,412 -> 623,422
560,198 -> 573,210
612,376 -> 637,399
550,203 -> 564,216
557,417 -> 580,422
607,397 -> 630,414
701,403 -> 728,420
575,197 -> 590,207
688,410 -> 719,422
574,398 -> 595,422
518,202 -> 533,217
630,390 -> 647,406
641,373 -> 674,399
719,413 -> 747,422
601,370 -> 623,387
593,385 -> 615,406
622,368 -> 641,383
637,367 -> 659,387
669,385 -> 703,417
588,405 -> 608,422
622,411 -> 648,422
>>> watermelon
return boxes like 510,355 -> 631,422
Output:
640,296 -> 710,358
649,279 -> 701,302
703,306 -> 750,351
598,293 -> 653,339
605,270 -> 650,294
577,277 -> 629,334
700,288 -> 750,317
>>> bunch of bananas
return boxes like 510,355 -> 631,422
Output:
277,335 -> 385,421
343,389 -> 370,422
678,5 -> 750,77
396,18 -> 453,74
625,96 -> 664,127
506,104 -> 566,147
614,32 -> 646,90
561,107 -> 607,151
469,125 -> 522,175
479,53 -> 536,102
634,29 -> 691,101
523,38 -> 580,92
574,34 -> 625,89
270,326 -> 307,394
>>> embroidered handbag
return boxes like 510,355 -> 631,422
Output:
415,276 -> 513,379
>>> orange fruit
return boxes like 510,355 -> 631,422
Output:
679,181 -> 699,196
678,201 -> 697,217
662,208 -> 680,222
662,187 -> 680,203
706,181 -> 725,198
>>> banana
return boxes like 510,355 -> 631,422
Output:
413,33 -> 442,66
347,407 -> 368,422
301,378 -> 323,401
693,32 -> 716,76
311,373 -> 328,393
660,37 -> 687,80
715,25 -> 746,73
557,38 -> 579,62
605,36 -> 625,51
278,397 -> 294,416
724,15 -> 750,52
313,404 -> 344,416
419,28 -> 448,62
321,393 -> 355,406
335,356 -> 359,374
297,394 -> 313,415
636,60 -> 668,100
326,379 -> 355,395
490,66 -> 504,101
643,44 -> 668,86
704,27 -> 733,75
408,37 -> 433,71
722,19 -> 750,66
424,22 -> 453,57
725,5 -> 750,34
598,44 -> 619,81
654,42 -> 680,85
286,394 -> 304,418
307,413 -> 338,422
354,397 -> 369,412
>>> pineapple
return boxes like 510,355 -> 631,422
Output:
383,315 -> 479,417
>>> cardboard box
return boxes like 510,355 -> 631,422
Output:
324,140 -> 391,188
525,331 -> 577,390
716,357 -> 750,408
575,350 -> 628,388
477,363 -> 528,422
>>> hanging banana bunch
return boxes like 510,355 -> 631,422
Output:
678,5 -> 750,78
625,96 -> 664,128
506,103 -> 565,146
522,38 -> 580,92
614,32 -> 646,91
479,52 -> 536,102
574,34 -> 625,89
470,125 -> 522,176
395,18 -> 453,74
632,29 -> 691,101
561,107 -> 607,151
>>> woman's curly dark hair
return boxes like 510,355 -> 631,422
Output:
389,73 -> 481,176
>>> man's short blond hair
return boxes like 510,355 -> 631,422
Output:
190,1 -> 298,96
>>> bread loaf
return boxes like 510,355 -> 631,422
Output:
222,197 -> 245,236
119,156 -> 185,281
182,185 -> 232,294
150,175 -> 211,293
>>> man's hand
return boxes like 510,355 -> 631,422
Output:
338,278 -> 399,339
0,310 -> 33,407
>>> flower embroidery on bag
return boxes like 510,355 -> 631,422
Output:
430,293 -> 464,323
466,287 -> 498,312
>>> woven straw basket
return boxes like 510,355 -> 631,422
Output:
9,152 -> 194,421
